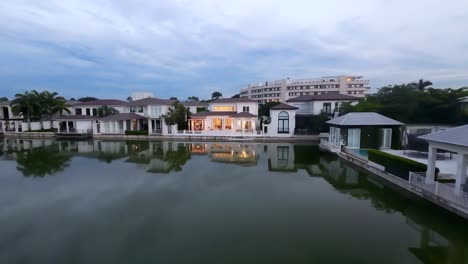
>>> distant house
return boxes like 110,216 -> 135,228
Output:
326,112 -> 404,149
0,101 -> 23,133
262,103 -> 298,137
188,98 -> 259,136
287,92 -> 358,116
127,97 -> 175,134
72,99 -> 128,116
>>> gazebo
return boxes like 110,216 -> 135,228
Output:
419,125 -> 468,191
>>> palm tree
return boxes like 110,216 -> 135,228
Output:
41,91 -> 71,129
11,91 -> 40,131
411,79 -> 433,92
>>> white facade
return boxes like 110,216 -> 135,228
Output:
240,75 -> 369,103
289,100 -> 355,115
263,108 -> 296,137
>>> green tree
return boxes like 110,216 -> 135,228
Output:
16,145 -> 71,177
11,91 -> 41,130
410,79 -> 433,92
0,97 -> 8,102
211,91 -> 223,100
187,96 -> 199,102
70,98 -> 76,101
231,94 -> 240,98
127,96 -> 133,102
258,102 -> 280,117
97,106 -> 119,117
170,96 -> 178,101
78,96 -> 98,102
40,91 -> 71,128
162,101 -> 190,131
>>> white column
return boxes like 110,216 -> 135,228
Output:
455,154 -> 468,193
426,145 -> 437,183
66,121 -> 69,133
148,119 -> 153,134
123,120 -> 127,132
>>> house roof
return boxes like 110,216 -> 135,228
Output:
55,115 -> 97,120
210,98 -> 256,103
327,112 -> 404,126
270,103 -> 299,110
100,113 -> 146,121
128,97 -> 175,106
66,100 -> 80,106
190,111 -> 236,118
419,124 -> 468,148
287,92 -> 359,102
230,112 -> 257,118
74,99 -> 128,106
459,96 -> 468,103
0,100 -> 11,106
182,101 -> 209,107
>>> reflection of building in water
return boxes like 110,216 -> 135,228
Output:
267,143 -> 296,172
211,144 -> 257,166
188,142 -> 259,166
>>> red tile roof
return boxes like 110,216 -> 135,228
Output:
229,112 -> 257,118
128,97 -> 175,106
190,111 -> 236,118
211,98 -> 256,103
270,103 -> 299,110
100,113 -> 146,121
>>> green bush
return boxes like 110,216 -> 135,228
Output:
368,149 -> 438,180
125,130 -> 148,136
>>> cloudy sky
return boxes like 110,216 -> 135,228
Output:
1,0 -> 467,100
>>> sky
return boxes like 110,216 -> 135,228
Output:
1,0 -> 468,100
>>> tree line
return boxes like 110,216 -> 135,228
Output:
340,80 -> 468,124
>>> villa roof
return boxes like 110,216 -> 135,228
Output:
327,112 -> 404,126
74,99 -> 128,106
0,100 -> 11,106
287,93 -> 359,102
459,96 -> 468,103
210,98 -> 256,103
55,115 -> 97,120
66,100 -> 80,106
230,112 -> 257,118
182,101 -> 209,107
128,97 -> 175,106
100,113 -> 146,121
190,111 -> 236,118
270,103 -> 299,110
419,124 -> 468,148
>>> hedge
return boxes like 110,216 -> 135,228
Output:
368,149 -> 438,180
125,130 -> 148,136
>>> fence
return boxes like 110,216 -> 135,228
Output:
410,172 -> 468,209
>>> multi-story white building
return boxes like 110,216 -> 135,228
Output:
240,75 -> 370,103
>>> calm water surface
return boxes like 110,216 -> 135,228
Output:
1,139 -> 468,264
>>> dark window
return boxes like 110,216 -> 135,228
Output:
92,108 -> 97,116
242,106 -> 250,112
75,108 -> 82,115
86,108 -> 91,115
278,111 -> 289,133
323,103 -> 332,114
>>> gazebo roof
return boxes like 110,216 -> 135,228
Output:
327,112 -> 404,126
419,124 -> 468,148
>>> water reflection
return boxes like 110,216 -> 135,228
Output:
1,139 -> 468,263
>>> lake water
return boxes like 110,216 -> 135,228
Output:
1,139 -> 467,264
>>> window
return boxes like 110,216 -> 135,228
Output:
150,106 -> 162,118
86,108 -> 91,115
214,106 -> 235,111
75,108 -> 82,115
92,108 -> 97,116
242,106 -> 250,112
381,128 -> 392,149
347,128 -> 361,148
277,146 -> 289,160
278,111 -> 289,133
323,103 -> 332,114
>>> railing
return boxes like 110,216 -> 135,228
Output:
59,129 -> 93,134
410,172 -> 468,209
319,138 -> 340,152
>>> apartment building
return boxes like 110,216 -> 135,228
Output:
239,75 -> 369,103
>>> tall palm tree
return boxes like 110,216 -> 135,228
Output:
411,79 -> 433,92
10,91 -> 40,131
41,91 -> 71,129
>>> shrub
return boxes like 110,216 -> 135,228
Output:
368,149 -> 439,180
125,130 -> 148,136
